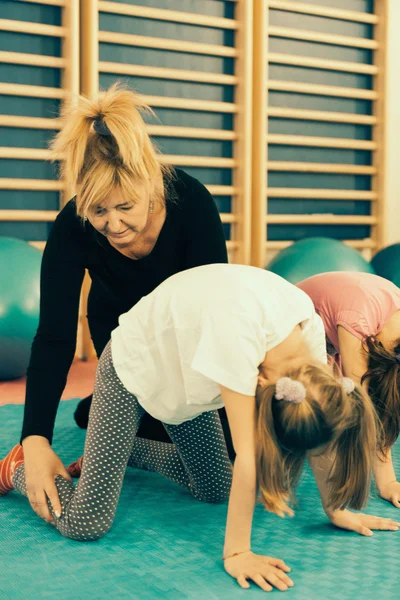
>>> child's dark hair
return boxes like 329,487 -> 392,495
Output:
255,363 -> 378,516
361,336 -> 400,451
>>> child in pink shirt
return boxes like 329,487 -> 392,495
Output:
298,271 -> 400,508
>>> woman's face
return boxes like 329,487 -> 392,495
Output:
88,187 -> 150,247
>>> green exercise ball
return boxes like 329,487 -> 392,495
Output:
0,237 -> 42,380
371,243 -> 400,287
266,237 -> 375,284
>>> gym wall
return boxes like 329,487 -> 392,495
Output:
252,0 -> 386,267
0,0 -> 390,355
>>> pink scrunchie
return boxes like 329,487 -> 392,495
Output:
275,377 -> 306,404
340,377 -> 355,395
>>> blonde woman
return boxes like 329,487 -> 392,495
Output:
2,265 -> 398,592
17,83 -> 228,525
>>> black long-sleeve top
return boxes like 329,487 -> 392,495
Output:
21,169 -> 228,443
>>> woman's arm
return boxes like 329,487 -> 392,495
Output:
220,385 -> 293,592
20,202 -> 86,522
21,201 -> 87,444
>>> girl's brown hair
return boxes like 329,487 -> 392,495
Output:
361,336 -> 400,451
255,363 -> 378,516
49,82 -> 173,217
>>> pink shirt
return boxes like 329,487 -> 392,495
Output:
297,272 -> 400,354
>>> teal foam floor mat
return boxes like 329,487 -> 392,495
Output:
1,400 -> 400,600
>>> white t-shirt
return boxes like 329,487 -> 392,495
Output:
111,264 -> 327,425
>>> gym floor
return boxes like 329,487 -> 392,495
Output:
1,397 -> 400,600
2,361 -> 400,599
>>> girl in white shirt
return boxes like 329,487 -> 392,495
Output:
1,265 -> 397,592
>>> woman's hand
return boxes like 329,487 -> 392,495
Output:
224,551 -> 293,592
329,509 -> 400,536
379,481 -> 400,508
22,436 -> 72,523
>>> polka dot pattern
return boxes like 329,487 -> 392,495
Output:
12,342 -> 232,540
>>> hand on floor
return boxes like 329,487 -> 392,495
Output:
22,436 -> 72,524
329,508 -> 400,536
67,456 -> 83,478
379,481 -> 400,508
224,551 -> 293,592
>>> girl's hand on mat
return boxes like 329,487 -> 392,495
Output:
329,509 -> 400,536
224,551 -> 293,592
22,435 -> 72,524
379,481 -> 400,508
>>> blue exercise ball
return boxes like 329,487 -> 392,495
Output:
371,243 -> 400,288
0,237 -> 42,380
266,237 -> 375,284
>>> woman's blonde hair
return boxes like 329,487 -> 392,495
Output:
255,363 -> 378,516
49,82 -> 173,217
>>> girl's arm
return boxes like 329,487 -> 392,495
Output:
220,386 -> 293,592
337,326 -> 367,384
220,386 -> 257,558
374,450 -> 400,507
309,451 -> 400,534
337,327 -> 400,504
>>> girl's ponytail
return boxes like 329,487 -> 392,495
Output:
362,336 -> 400,451
255,385 -> 290,516
328,386 -> 377,511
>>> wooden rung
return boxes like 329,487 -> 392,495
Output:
29,241 -> 240,256
98,31 -> 237,58
267,107 -> 377,125
0,115 -> 62,129
268,53 -> 378,75
268,1 -> 378,25
23,0 -> 65,5
267,134 -> 377,150
0,147 -> 57,160
28,241 -> 47,250
266,188 -> 377,200
207,186 -> 237,197
0,51 -> 66,69
160,155 -> 237,168
268,80 -> 377,101
220,213 -> 238,224
99,1 -> 238,30
0,19 -> 66,38
266,238 -> 376,250
267,162 -> 377,175
268,26 -> 378,50
99,62 -> 238,86
28,237 -> 240,269
226,241 -> 239,251
140,95 -> 237,113
266,214 -> 376,225
0,179 -> 64,191
147,125 -> 236,141
0,83 -> 66,99
0,210 -> 58,221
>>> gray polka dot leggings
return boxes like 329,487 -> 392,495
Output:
12,342 -> 233,541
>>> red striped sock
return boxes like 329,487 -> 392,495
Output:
67,455 -> 83,478
0,444 -> 24,495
